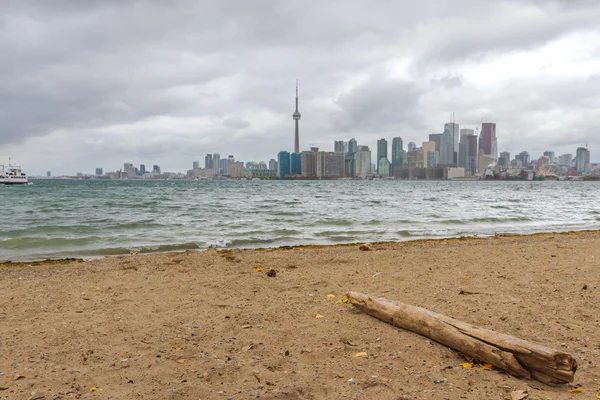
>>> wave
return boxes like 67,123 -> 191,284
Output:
313,219 -> 353,226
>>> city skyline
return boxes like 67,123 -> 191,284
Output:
2,1 -> 600,175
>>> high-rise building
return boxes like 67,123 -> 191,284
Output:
428,134 -> 442,152
212,154 -> 220,175
152,165 -> 161,174
407,149 -> 424,168
278,151 -> 291,179
439,128 -> 454,166
480,122 -> 497,158
46,171 -> 51,177
139,164 -> 146,175
257,161 -> 267,170
291,153 -> 302,175
559,154 -> 572,166
466,135 -> 478,175
230,162 -> 245,179
408,142 -> 417,152
348,138 -> 358,155
316,152 -> 345,178
292,81 -> 301,153
458,129 -> 474,169
576,147 -> 590,174
205,154 -> 213,169
95,167 -> 103,176
227,155 -> 235,175
378,158 -> 391,177
516,151 -> 530,164
391,137 -> 404,169
193,161 -> 199,170
376,138 -> 388,172
499,152 -> 511,168
422,141 -> 436,167
444,122 -> 460,164
354,146 -> 371,178
334,140 -> 345,153
269,159 -> 278,171
301,150 -> 317,178
124,163 -> 135,178
426,151 -> 439,168
220,159 -> 229,176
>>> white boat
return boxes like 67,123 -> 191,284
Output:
0,160 -> 28,185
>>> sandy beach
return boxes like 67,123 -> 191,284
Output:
1,231 -> 599,399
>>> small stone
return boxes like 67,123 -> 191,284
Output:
266,269 -> 277,277
359,244 -> 372,251
348,378 -> 355,384
582,284 -> 588,290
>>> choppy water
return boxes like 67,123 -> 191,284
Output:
1,180 -> 599,261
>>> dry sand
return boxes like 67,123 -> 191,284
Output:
1,231 -> 599,400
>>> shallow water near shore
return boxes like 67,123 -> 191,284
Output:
1,179 -> 599,261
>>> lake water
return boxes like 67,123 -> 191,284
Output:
1,180 -> 599,261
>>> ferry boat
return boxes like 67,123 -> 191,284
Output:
0,161 -> 28,185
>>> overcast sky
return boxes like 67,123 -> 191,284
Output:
1,0 -> 599,175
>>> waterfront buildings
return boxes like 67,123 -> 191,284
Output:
205,154 -> 213,169
391,137 -> 405,170
291,153 -> 302,175
348,138 -> 358,155
576,147 -> 590,174
408,142 -> 417,152
376,138 -> 388,173
422,141 -> 436,168
439,128 -> 454,166
354,146 -> 372,178
480,122 -> 497,159
193,161 -> 199,170
334,140 -> 345,153
269,159 -> 278,171
378,158 -> 391,177
316,152 -> 345,178
428,134 -> 442,152
278,151 -> 291,179
95,167 -> 103,176
444,122 -> 460,164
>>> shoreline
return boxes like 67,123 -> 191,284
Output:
2,228 -> 600,266
1,228 -> 599,398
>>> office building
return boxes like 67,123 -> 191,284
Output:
408,142 -> 417,152
376,138 -> 388,172
193,161 -> 199,170
95,167 -> 103,176
499,152 -> 511,168
230,162 -> 245,179
220,159 -> 229,176
152,165 -> 161,174
378,158 -> 391,177
428,134 -> 442,151
480,122 -> 497,158
278,151 -> 291,179
444,122 -> 460,163
139,164 -> 146,175
466,135 -> 478,175
559,154 -> 572,166
348,138 -> 358,155
205,154 -> 213,169
301,150 -> 317,178
354,146 -> 372,178
576,147 -> 590,174
316,152 -> 345,178
269,159 -> 278,172
439,128 -> 454,166
422,141 -> 436,167
334,141 -> 345,153
46,171 -> 51,177
407,149 -> 424,168
291,153 -> 302,175
124,163 -> 135,178
212,154 -> 220,175
391,137 -> 404,169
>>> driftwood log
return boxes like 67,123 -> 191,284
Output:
346,291 -> 577,385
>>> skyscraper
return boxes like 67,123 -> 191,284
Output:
291,153 -> 302,175
376,138 -> 388,173
212,153 -> 220,175
439,128 -> 454,166
422,141 -> 436,167
391,137 -> 404,169
334,140 -> 345,153
269,159 -> 278,171
354,146 -> 372,178
458,129 -> 474,169
139,164 -> 146,175
152,165 -> 161,174
348,138 -> 358,155
480,122 -> 497,158
408,142 -> 417,152
292,81 -> 301,153
301,150 -> 317,178
193,161 -> 199,169
278,151 -> 291,179
428,134 -> 442,151
466,135 -> 478,175
95,167 -> 103,176
205,154 -> 213,169
444,122 -> 460,164
576,147 -> 590,174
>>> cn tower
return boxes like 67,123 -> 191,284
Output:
292,80 -> 301,153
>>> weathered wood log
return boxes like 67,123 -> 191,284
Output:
346,291 -> 577,385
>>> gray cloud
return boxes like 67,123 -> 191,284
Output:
1,0 -> 599,174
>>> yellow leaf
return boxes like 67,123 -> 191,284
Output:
459,362 -> 474,368
175,347 -> 183,350
90,386 -> 98,392
315,314 -> 325,318
479,363 -> 494,370
254,267 -> 263,271
354,352 -> 368,358
176,358 -> 185,363
327,294 -> 335,299
336,297 -> 350,304
568,387 -> 583,393
595,392 -> 600,399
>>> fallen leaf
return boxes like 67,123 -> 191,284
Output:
336,297 -> 350,304
479,363 -> 494,370
353,352 -> 368,358
175,347 -> 183,350
90,386 -> 98,392
568,387 -> 583,393
510,389 -> 528,400
327,294 -> 335,299
176,359 -> 185,363
315,314 -> 325,319
254,267 -> 263,272
241,324 -> 252,329
13,375 -> 25,380
595,392 -> 600,399
459,362 -> 473,368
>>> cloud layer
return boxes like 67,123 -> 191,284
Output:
1,0 -> 599,174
